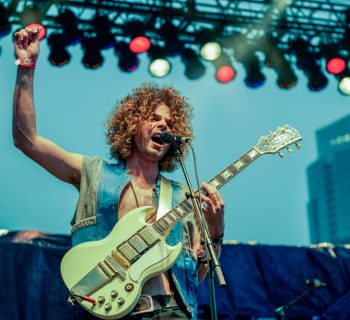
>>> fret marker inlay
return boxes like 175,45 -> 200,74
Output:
234,160 -> 244,169
210,180 -> 220,188
222,170 -> 232,179
248,149 -> 258,158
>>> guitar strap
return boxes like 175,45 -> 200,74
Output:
156,176 -> 172,221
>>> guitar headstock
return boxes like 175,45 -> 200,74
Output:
255,125 -> 302,157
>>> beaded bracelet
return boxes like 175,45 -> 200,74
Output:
198,242 -> 223,260
15,58 -> 36,69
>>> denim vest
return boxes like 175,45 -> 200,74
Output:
71,157 -> 199,318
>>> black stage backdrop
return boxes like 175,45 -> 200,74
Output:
0,231 -> 349,320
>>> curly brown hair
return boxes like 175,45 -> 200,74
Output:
106,82 -> 193,171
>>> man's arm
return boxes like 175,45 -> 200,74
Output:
13,28 -> 83,188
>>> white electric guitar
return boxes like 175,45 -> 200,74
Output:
61,125 -> 302,319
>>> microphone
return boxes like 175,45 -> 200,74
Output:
305,278 -> 327,288
159,132 -> 191,145
274,306 -> 286,319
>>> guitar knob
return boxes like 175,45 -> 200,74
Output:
117,297 -> 125,305
98,296 -> 105,304
125,283 -> 134,292
287,147 -> 293,153
111,290 -> 118,298
104,303 -> 112,311
278,152 -> 284,158
295,143 -> 301,149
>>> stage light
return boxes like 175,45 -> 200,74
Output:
124,21 -> 151,54
47,33 -> 71,66
276,62 -> 297,89
216,66 -> 235,83
335,68 -> 350,95
324,44 -> 347,75
231,37 -> 265,88
148,46 -> 171,77
326,58 -> 346,75
81,36 -> 103,69
159,22 -> 183,57
56,9 -> 81,45
130,36 -> 151,54
93,14 -> 115,49
307,69 -> 328,91
292,39 -> 328,91
20,5 -> 44,27
213,52 -> 236,83
181,48 -> 206,80
338,75 -> 350,95
0,3 -> 11,37
201,42 -> 221,61
149,59 -> 171,77
244,55 -> 266,88
115,42 -> 139,72
197,28 -> 221,61
261,34 -> 297,89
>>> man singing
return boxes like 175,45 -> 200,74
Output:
13,27 -> 225,319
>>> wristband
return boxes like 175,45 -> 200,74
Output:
211,234 -> 224,245
15,58 -> 36,69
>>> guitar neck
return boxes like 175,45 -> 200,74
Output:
207,147 -> 261,190
152,147 -> 262,236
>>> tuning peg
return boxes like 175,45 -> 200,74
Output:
278,152 -> 285,158
287,147 -> 293,153
295,143 -> 301,149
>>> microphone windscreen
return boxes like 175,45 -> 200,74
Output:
159,132 -> 175,144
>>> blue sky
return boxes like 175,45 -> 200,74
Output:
1,35 -> 349,245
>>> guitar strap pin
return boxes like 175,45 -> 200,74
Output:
67,295 -> 77,307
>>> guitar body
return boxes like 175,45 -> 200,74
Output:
61,206 -> 182,319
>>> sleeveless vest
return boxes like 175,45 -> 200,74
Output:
71,157 -> 199,318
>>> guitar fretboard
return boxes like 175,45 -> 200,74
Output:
152,147 -> 261,235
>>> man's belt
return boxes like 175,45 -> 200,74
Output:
130,295 -> 180,316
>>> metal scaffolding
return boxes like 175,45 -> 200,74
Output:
3,0 -> 350,92
3,0 -> 350,50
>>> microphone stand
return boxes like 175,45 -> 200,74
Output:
274,287 -> 314,320
174,145 -> 226,320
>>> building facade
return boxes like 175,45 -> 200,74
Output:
307,115 -> 350,244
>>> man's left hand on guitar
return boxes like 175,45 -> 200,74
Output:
200,182 -> 225,240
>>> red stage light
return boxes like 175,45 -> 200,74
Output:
326,58 -> 346,75
26,23 -> 46,40
129,36 -> 151,54
216,66 -> 235,83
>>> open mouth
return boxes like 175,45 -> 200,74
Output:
151,136 -> 164,145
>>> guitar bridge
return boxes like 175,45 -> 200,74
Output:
111,250 -> 130,269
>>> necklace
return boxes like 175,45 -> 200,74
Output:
129,179 -> 157,222
129,180 -> 140,208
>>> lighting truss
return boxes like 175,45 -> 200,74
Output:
2,0 -> 350,90
3,0 -> 350,50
